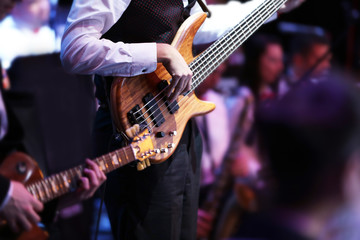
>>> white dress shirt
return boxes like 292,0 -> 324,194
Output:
195,90 -> 231,185
61,0 -> 272,76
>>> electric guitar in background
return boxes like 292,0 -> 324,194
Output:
110,0 -> 289,162
0,127 -> 156,240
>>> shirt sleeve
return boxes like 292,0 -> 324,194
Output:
60,0 -> 157,76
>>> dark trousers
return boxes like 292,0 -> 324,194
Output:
93,108 -> 202,240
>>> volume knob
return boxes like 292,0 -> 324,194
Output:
156,132 -> 165,138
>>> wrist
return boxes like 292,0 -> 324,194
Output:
156,43 -> 172,63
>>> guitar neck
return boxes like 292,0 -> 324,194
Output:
189,0 -> 287,90
26,145 -> 136,203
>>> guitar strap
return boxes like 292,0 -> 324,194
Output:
183,0 -> 211,20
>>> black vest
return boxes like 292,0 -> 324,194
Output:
96,0 -> 196,103
102,0 -> 195,44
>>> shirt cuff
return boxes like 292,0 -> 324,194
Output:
0,181 -> 12,211
128,42 -> 157,76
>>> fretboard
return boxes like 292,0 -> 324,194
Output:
26,145 -> 136,203
189,0 -> 287,90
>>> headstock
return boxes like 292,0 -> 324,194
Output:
129,125 -> 157,171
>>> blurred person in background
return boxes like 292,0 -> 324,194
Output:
0,1 -> 105,237
278,33 -> 332,97
195,62 -> 232,239
196,33 -> 285,240
0,0 -> 59,70
0,1 -> 44,234
232,73 -> 360,240
227,34 -> 284,180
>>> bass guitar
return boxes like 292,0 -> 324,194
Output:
0,127 -> 156,240
110,0 -> 288,162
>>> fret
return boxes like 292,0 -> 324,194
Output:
112,151 -> 121,167
40,180 -> 50,202
75,166 -> 83,179
32,184 -> 41,201
120,148 -> 128,165
44,178 -> 54,201
104,155 -> 112,172
35,183 -> 45,202
61,172 -> 70,190
55,174 -> 65,194
98,157 -> 107,173
108,155 -> 115,172
69,168 -> 77,183
49,176 -> 58,196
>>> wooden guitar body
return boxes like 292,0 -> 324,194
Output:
0,129 -> 155,239
110,0 -> 287,162
0,152 -> 49,240
111,12 -> 215,163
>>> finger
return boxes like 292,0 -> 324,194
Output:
169,76 -> 186,102
78,177 -> 90,190
185,75 -> 192,91
17,214 -> 32,232
165,75 -> 180,98
169,72 -> 192,102
25,207 -> 41,224
31,198 -> 44,212
99,170 -> 107,182
84,168 -> 99,187
86,159 -> 102,178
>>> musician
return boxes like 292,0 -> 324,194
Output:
0,0 -> 106,234
278,33 -> 332,97
60,0 -> 304,239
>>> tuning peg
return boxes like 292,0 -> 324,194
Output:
145,159 -> 151,167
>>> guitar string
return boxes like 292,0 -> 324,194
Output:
141,0 -> 283,131
190,0 -> 284,90
132,0 -> 281,122
131,0 -> 278,119
133,0 -> 284,129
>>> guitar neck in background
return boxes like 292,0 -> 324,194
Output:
26,145 -> 136,203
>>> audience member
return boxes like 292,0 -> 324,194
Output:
0,0 -> 59,69
195,62 -> 232,239
227,34 -> 284,180
233,73 -> 360,240
278,33 -> 332,97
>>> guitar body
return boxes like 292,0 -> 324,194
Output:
111,12 -> 215,163
0,152 -> 49,240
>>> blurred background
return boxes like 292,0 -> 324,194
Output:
0,0 -> 359,239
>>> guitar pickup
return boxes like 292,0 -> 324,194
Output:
157,80 -> 180,114
127,105 -> 146,127
143,93 -> 165,127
